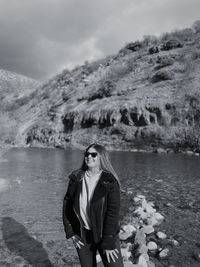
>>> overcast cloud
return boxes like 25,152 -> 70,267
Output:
0,0 -> 200,81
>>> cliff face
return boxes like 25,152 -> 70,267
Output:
4,24 -> 200,151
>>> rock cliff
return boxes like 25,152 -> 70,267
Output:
2,23 -> 200,151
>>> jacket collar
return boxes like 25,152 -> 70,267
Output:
72,169 -> 114,201
72,169 -> 114,185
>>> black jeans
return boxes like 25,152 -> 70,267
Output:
76,228 -> 124,267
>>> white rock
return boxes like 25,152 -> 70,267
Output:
147,241 -> 157,251
147,201 -> 155,207
171,239 -> 179,246
147,260 -> 156,267
121,248 -> 132,261
134,228 -> 146,245
134,207 -> 149,220
143,202 -> 156,214
146,217 -> 156,226
140,212 -> 149,221
142,199 -> 156,213
134,197 -> 141,203
143,225 -> 154,235
185,151 -> 194,155
155,212 -> 164,223
155,179 -> 163,182
146,205 -> 156,214
156,148 -> 167,153
119,231 -> 133,241
148,212 -> 164,226
159,248 -> 170,259
166,202 -> 173,207
141,252 -> 149,262
134,206 -> 144,214
125,242 -> 133,250
156,231 -> 167,239
123,261 -> 135,267
137,255 -> 148,267
122,224 -> 136,233
138,244 -> 148,254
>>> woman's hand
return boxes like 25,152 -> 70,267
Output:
105,249 -> 119,263
71,235 -> 84,249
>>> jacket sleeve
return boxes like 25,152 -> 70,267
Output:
62,175 -> 76,239
100,178 -> 120,250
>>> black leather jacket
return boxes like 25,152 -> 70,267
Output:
62,169 -> 120,250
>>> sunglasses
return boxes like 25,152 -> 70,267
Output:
84,152 -> 98,158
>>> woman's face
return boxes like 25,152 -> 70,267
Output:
84,147 -> 101,169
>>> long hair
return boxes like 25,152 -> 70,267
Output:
81,143 -> 121,187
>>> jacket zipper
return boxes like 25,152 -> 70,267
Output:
100,196 -> 105,238
73,206 -> 83,238
73,174 -> 84,239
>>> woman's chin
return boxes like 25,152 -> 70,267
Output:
86,163 -> 94,168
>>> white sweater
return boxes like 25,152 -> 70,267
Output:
79,170 -> 102,229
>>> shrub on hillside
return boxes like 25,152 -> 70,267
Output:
148,46 -> 159,54
192,20 -> 200,33
119,41 -> 143,55
160,39 -> 183,51
108,59 -> 137,80
142,35 -> 158,46
15,93 -> 35,106
84,58 -> 113,73
62,90 -> 69,101
61,85 -> 76,102
154,56 -> 174,70
151,70 -> 174,83
87,81 -> 114,102
172,28 -> 194,42
125,41 -> 142,52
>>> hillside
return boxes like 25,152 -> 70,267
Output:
2,22 -> 200,152
0,69 -> 40,146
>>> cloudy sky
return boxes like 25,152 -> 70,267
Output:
0,0 -> 200,81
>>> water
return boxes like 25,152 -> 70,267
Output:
0,148 -> 200,266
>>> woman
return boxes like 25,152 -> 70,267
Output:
63,144 -> 124,267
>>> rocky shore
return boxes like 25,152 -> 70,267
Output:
118,195 -> 179,267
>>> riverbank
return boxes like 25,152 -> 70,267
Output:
1,143 -> 200,157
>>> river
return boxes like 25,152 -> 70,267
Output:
0,148 -> 200,266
